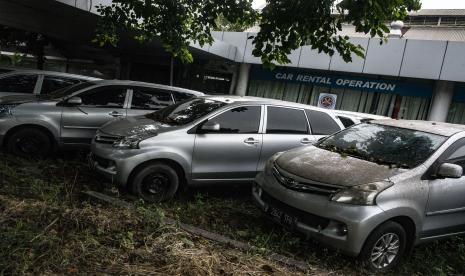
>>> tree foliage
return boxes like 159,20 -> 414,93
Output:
95,0 -> 421,67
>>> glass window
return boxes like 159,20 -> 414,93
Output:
131,87 -> 174,110
0,74 -> 38,94
79,86 -> 127,108
317,123 -> 447,169
172,91 -> 195,102
306,110 -> 341,135
337,116 -> 356,128
41,76 -> 81,94
207,106 -> 261,134
146,98 -> 227,126
266,106 -> 309,134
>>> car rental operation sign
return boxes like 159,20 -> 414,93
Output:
250,67 -> 433,98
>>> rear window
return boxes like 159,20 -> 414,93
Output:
266,106 -> 309,134
337,116 -> 356,128
306,110 -> 341,135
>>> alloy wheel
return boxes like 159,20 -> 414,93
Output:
370,233 -> 400,269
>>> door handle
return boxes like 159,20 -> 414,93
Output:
300,138 -> 312,144
244,138 -> 260,145
109,111 -> 124,117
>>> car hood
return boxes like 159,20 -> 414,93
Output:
276,146 -> 404,187
100,115 -> 181,137
0,94 -> 40,104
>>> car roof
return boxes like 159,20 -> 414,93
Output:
371,119 -> 465,137
333,110 -> 390,120
0,69 -> 101,80
200,95 -> 336,113
90,80 -> 205,96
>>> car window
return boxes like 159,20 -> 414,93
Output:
172,91 -> 195,102
306,110 -> 342,135
41,76 -> 81,94
445,139 -> 465,173
266,106 -> 309,134
0,74 -> 38,94
207,106 -> 261,134
0,69 -> 13,74
337,116 -> 356,128
79,86 -> 127,108
131,87 -> 174,110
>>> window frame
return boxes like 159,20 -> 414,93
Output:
197,104 -> 264,134
263,105 -> 311,135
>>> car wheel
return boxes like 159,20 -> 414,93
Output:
359,221 -> 407,272
131,162 -> 179,202
6,128 -> 53,158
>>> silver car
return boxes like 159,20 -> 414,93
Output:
0,80 -> 204,156
0,69 -> 100,97
90,96 -> 344,202
253,120 -> 465,272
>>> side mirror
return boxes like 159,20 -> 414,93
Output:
201,121 -> 220,132
437,163 -> 463,179
66,96 -> 82,106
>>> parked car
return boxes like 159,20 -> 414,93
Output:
333,110 -> 390,127
253,119 -> 465,272
0,80 -> 204,156
90,96 -> 345,202
0,69 -> 100,97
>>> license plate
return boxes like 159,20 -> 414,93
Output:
267,206 -> 297,228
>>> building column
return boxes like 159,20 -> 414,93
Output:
234,63 -> 251,96
428,80 -> 455,122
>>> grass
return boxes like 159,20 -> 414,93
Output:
0,151 -> 464,275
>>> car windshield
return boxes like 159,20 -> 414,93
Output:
38,82 -> 95,99
316,123 -> 447,169
145,98 -> 227,125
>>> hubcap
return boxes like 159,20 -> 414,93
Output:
370,233 -> 400,269
141,173 -> 170,199
17,136 -> 41,154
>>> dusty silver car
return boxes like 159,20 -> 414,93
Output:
253,120 -> 465,272
90,96 -> 344,202
0,80 -> 204,156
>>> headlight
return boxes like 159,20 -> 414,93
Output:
113,135 -> 143,149
0,104 -> 17,117
331,181 -> 393,205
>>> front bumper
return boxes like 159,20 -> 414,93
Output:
253,171 -> 387,256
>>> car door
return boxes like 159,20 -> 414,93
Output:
257,106 -> 314,171
127,86 -> 175,116
60,85 -> 129,145
0,73 -> 39,97
191,105 -> 263,182
423,138 -> 465,238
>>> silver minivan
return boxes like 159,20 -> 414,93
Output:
90,96 -> 344,202
0,80 -> 204,156
253,120 -> 465,272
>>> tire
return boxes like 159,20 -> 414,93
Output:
359,221 -> 407,272
131,162 -> 179,202
6,128 -> 53,158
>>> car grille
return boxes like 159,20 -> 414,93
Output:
95,133 -> 121,144
261,190 -> 330,230
272,164 -> 343,196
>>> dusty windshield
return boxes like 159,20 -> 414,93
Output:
146,98 -> 227,125
317,123 -> 447,169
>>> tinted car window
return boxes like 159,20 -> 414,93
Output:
337,116 -> 356,128
0,74 -> 37,94
317,123 -> 446,169
172,91 -> 194,102
445,140 -> 465,172
208,106 -> 261,134
131,87 -> 173,110
79,86 -> 127,108
41,76 -> 81,94
306,110 -> 341,135
266,106 -> 309,134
